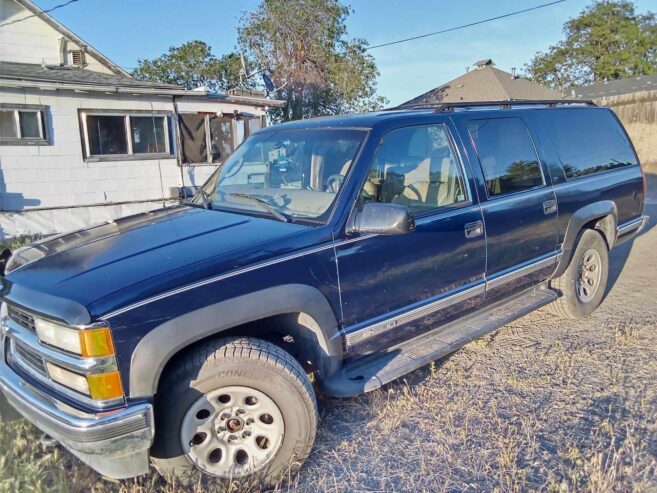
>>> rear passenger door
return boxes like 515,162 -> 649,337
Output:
336,122 -> 486,357
463,116 -> 559,302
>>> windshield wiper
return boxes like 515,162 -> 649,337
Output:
228,192 -> 291,223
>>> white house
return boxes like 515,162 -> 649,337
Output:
0,0 -> 284,239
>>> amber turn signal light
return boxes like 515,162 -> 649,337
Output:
79,327 -> 115,358
87,371 -> 124,400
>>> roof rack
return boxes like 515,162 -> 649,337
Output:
389,99 -> 596,112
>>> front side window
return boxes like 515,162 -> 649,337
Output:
468,117 -> 543,197
0,105 -> 47,145
81,112 -> 171,159
539,108 -> 637,179
193,129 -> 366,222
359,124 -> 467,215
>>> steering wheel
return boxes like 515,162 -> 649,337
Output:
326,174 -> 345,193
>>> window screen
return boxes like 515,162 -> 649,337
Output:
539,108 -> 637,179
180,114 -> 207,164
468,117 -> 543,197
361,124 -> 467,214
209,116 -> 233,163
87,115 -> 128,155
18,112 -> 41,138
0,111 -> 18,139
131,116 -> 167,154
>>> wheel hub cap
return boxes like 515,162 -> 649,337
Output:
180,386 -> 285,478
576,248 -> 602,303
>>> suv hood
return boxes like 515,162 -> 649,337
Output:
5,206 -> 310,312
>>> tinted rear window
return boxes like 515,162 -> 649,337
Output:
540,109 -> 637,180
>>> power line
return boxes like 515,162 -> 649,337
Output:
0,0 -> 80,29
366,0 -> 568,50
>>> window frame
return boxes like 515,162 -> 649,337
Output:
360,122 -> 473,219
180,112 -> 238,166
0,103 -> 48,146
79,109 -> 173,162
466,116 -> 547,201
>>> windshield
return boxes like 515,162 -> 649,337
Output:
191,128 -> 366,222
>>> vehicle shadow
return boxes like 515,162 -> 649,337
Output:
605,172 -> 656,296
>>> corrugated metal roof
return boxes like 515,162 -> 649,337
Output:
403,64 -> 563,105
572,75 -> 657,99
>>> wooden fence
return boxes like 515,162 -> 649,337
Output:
595,90 -> 657,171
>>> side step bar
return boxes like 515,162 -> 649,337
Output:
321,285 -> 558,397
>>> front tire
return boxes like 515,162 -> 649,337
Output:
549,229 -> 609,319
151,337 -> 318,487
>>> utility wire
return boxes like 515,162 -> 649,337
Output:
366,0 -> 568,50
0,0 -> 80,29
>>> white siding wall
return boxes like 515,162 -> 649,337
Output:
0,0 -> 113,74
0,87 -> 179,238
0,88 -> 271,239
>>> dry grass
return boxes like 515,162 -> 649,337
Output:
1,193 -> 656,492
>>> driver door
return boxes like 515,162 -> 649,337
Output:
335,122 -> 486,357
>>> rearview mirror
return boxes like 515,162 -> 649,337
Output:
347,202 -> 415,235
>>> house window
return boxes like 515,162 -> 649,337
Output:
80,111 -> 172,160
179,113 -> 239,164
0,104 -> 48,145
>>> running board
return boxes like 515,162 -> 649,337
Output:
321,285 -> 557,397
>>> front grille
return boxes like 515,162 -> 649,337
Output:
13,340 -> 48,378
8,305 -> 36,333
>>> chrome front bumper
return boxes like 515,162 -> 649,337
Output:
0,332 -> 154,479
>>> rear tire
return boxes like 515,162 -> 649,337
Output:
548,229 -> 609,319
151,337 -> 317,487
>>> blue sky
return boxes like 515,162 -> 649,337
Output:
34,0 -> 657,106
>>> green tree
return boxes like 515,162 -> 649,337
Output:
132,41 -> 244,93
238,0 -> 388,121
525,1 -> 657,91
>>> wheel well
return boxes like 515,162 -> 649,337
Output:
156,313 -> 326,394
583,213 -> 616,249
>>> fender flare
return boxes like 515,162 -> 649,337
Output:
128,284 -> 342,398
554,200 -> 617,278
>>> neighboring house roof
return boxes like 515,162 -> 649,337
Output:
12,0 -> 129,76
403,59 -> 563,106
0,61 -> 207,95
572,75 -> 657,99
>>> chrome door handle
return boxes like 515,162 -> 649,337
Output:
464,221 -> 484,238
543,200 -> 557,215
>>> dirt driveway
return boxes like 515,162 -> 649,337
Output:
1,176 -> 656,493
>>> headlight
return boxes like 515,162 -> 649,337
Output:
35,318 -> 115,357
45,362 -> 124,400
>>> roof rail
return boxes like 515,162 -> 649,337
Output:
389,99 -> 596,112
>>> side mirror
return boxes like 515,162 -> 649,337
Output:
347,202 -> 415,236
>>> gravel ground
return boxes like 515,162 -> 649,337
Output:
1,175 -> 656,493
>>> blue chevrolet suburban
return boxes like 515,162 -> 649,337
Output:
0,100 -> 648,485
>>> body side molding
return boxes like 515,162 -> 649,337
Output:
128,284 -> 342,398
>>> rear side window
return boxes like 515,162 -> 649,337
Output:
467,117 -> 543,197
540,109 -> 637,180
